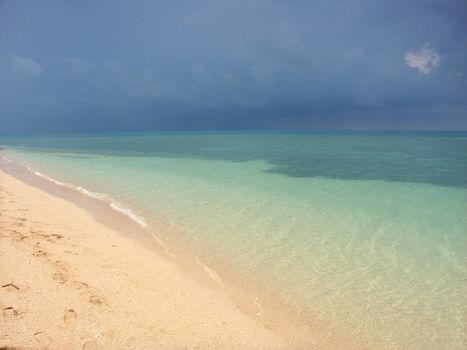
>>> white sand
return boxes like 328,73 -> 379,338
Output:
0,171 -> 290,349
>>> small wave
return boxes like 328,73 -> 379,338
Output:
75,186 -> 108,201
254,296 -> 264,317
3,155 -> 148,229
109,202 -> 147,228
196,257 -> 222,284
0,156 -> 13,163
34,170 -> 67,186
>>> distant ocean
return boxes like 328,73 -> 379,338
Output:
1,131 -> 466,349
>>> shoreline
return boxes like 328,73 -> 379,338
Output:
0,157 -> 362,349
0,170 -> 291,349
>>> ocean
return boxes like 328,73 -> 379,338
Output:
1,131 -> 466,349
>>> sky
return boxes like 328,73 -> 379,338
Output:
0,0 -> 466,134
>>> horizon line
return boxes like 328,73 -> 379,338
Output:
1,129 -> 467,138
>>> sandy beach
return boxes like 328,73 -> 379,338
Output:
2,1 -> 466,348
0,171 -> 291,349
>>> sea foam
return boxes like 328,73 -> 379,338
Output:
3,156 -> 147,229
110,202 -> 147,227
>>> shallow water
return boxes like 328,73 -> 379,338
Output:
2,132 -> 466,349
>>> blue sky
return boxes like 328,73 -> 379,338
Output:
1,0 -> 466,134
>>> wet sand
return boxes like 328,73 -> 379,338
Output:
0,171 -> 289,349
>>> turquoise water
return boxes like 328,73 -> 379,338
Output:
1,132 -> 466,348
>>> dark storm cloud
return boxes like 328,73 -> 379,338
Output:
0,0 -> 466,134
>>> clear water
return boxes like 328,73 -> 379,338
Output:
1,132 -> 466,349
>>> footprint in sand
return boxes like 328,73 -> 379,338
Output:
82,340 -> 98,350
89,295 -> 105,306
38,233 -> 63,242
53,260 -> 67,268
1,284 -> 19,292
53,271 -> 68,284
3,306 -> 18,318
17,234 -> 28,241
32,244 -> 47,258
0,344 -> 22,350
32,249 -> 47,258
34,331 -> 52,349
64,308 -> 77,325
72,281 -> 89,291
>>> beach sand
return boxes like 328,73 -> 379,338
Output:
0,171 -> 291,349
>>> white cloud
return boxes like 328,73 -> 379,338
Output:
404,44 -> 440,74
11,55 -> 43,75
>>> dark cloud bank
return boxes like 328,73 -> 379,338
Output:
0,0 -> 466,135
